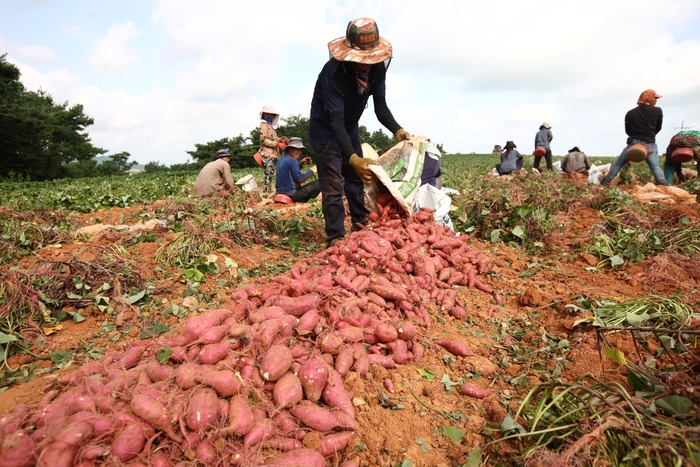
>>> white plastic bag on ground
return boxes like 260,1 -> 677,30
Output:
414,184 -> 455,231
588,163 -> 611,185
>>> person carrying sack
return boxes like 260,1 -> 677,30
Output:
308,17 -> 411,247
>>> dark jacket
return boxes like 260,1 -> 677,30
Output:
625,105 -> 662,144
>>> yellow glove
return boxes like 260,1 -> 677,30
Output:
395,128 -> 411,142
348,153 -> 378,184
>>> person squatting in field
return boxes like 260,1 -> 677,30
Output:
495,140 -> 523,175
533,122 -> 554,171
193,149 -> 235,196
258,105 -> 289,196
275,137 -> 321,203
601,89 -> 668,186
308,17 -> 411,247
561,145 -> 591,177
662,130 -> 700,184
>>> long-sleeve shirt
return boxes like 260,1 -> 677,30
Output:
561,150 -> 591,174
625,105 -> 662,144
275,154 -> 314,195
499,149 -> 521,173
193,159 -> 234,196
259,121 -> 281,159
534,129 -> 553,149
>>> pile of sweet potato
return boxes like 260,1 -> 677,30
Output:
0,209 -> 497,467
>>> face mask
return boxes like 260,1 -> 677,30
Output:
263,114 -> 274,124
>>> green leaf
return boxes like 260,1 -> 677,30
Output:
511,225 -> 525,239
490,229 -> 501,243
440,425 -> 464,444
604,347 -> 627,365
609,255 -> 624,267
656,395 -> 691,416
417,368 -> 436,381
124,289 -> 146,304
49,350 -> 73,363
658,335 -> 676,350
625,311 -> 649,326
156,348 -> 172,363
441,374 -> 459,392
463,447 -> 482,467
500,414 -> 525,435
0,332 -> 18,345
627,372 -> 650,391
68,312 -> 85,323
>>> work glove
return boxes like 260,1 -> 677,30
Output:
263,139 -> 277,148
394,128 -> 411,142
279,136 -> 290,144
349,153 -> 378,184
276,142 -> 286,150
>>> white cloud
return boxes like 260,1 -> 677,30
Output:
88,21 -> 142,73
0,35 -> 56,64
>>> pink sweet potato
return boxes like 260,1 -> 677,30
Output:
145,362 -> 173,382
397,321 -> 418,341
183,308 -> 232,342
198,342 -> 231,365
196,324 -> 230,345
176,363 -> 214,390
0,431 -> 36,467
195,369 -> 242,397
272,372 -> 303,409
260,345 -> 293,382
258,319 -> 280,348
110,423 -> 146,463
298,357 -> 329,402
264,437 -> 302,452
297,310 -> 320,333
224,395 -> 254,436
195,439 -> 218,464
318,332 -> 343,355
243,420 -> 275,453
263,448 -> 325,467
436,340 -> 471,357
130,394 -> 182,442
119,345 -> 147,370
290,402 -> 339,432
367,353 -> 398,369
318,431 -> 355,457
271,294 -> 320,317
185,389 -> 219,431
334,348 -> 354,376
374,322 -> 398,343
248,306 -> 285,324
459,383 -> 491,399
321,370 -> 354,418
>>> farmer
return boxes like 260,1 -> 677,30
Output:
193,149 -> 235,196
601,90 -> 668,186
533,123 -> 553,171
495,140 -> 522,176
309,17 -> 411,247
258,105 -> 289,196
662,130 -> 700,183
275,137 -> 321,203
561,145 -> 591,177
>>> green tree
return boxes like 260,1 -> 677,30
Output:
186,135 -> 256,170
98,152 -> 137,175
0,54 -> 106,180
144,161 -> 169,173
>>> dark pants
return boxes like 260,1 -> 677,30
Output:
289,180 -> 321,203
533,148 -> 553,170
310,136 -> 369,243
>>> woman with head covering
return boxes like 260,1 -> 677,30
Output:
308,17 -> 410,247
258,104 -> 288,195
601,90 -> 668,186
496,141 -> 522,175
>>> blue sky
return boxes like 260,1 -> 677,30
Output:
2,0 -> 700,166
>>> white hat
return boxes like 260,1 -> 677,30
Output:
260,104 -> 280,129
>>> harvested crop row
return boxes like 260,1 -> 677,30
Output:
0,209 -> 497,467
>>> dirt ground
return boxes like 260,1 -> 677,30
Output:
0,187 -> 698,467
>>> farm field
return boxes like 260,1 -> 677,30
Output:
0,152 -> 699,467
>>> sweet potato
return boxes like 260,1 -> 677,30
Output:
176,363 -> 214,390
0,430 -> 36,467
196,439 -> 218,464
69,412 -> 115,439
297,310 -> 320,333
198,342 -> 230,365
318,332 -> 343,355
367,353 -> 398,369
196,324 -> 230,345
263,448 -> 325,467
334,348 -> 354,376
459,383 -> 491,399
130,394 -> 182,442
224,395 -> 253,436
318,431 -> 355,457
184,308 -> 232,342
195,369 -> 242,397
290,402 -> 339,432
120,345 -> 147,370
436,340 -> 471,357
264,437 -> 302,452
258,319 -> 281,348
374,322 -> 398,343
260,345 -> 293,382
248,305 -> 285,324
185,389 -> 219,431
298,357 -> 329,402
272,372 -> 303,409
243,420 -> 274,452
110,423 -> 146,463
145,362 -> 173,382
321,370 -> 354,418
271,294 -> 320,317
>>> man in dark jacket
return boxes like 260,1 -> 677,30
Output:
601,89 -> 668,186
309,17 -> 410,247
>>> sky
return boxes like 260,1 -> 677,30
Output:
2,0 -> 700,166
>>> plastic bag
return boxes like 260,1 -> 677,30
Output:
588,163 -> 611,185
414,184 -> 455,231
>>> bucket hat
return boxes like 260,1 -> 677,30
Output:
504,141 -> 516,149
215,149 -> 231,160
286,137 -> 307,151
328,18 -> 393,65
260,104 -> 280,129
540,122 -> 552,129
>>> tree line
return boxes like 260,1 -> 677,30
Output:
1,53 -> 436,181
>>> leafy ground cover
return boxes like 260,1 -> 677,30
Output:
0,153 -> 698,466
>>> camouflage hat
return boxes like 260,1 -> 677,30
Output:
328,17 -> 393,64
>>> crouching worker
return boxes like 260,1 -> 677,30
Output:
561,145 -> 591,178
496,141 -> 523,175
193,149 -> 235,196
275,137 -> 321,203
